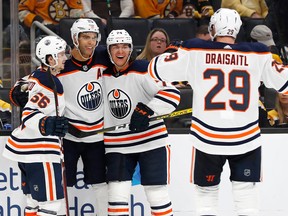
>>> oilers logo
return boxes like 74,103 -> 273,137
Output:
108,89 -> 131,119
49,0 -> 69,22
77,82 -> 102,111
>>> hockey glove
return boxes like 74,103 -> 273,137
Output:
39,116 -> 69,137
10,84 -> 28,108
129,102 -> 154,132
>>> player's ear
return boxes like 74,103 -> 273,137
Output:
47,55 -> 54,65
210,24 -> 214,31
210,25 -> 216,36
72,34 -> 79,46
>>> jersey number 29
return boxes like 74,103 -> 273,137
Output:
204,69 -> 250,111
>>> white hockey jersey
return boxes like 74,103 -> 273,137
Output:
57,46 -> 111,143
148,38 -> 288,155
3,69 -> 65,163
103,60 -> 180,154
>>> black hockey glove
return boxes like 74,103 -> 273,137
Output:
39,116 -> 69,137
129,102 -> 154,132
165,39 -> 183,53
10,84 -> 28,108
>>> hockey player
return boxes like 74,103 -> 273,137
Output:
148,8 -> 288,216
9,19 -> 110,216
56,18 -> 110,216
3,36 -> 70,216
103,29 -> 180,216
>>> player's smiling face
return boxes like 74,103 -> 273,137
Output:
110,43 -> 131,68
78,32 -> 97,58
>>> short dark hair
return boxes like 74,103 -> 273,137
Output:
196,24 -> 209,35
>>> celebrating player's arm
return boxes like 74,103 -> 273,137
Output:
129,73 -> 181,132
148,44 -> 191,83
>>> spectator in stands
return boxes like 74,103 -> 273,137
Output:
221,0 -> 268,18
195,24 -> 211,41
82,0 -> 134,25
81,0 -> 107,25
178,0 -> 214,25
134,0 -> 183,19
268,93 -> 288,127
250,24 -> 282,63
3,24 -> 30,49
137,28 -> 170,61
250,24 -> 281,127
265,0 -> 288,64
18,0 -> 84,35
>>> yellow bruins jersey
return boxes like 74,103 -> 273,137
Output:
134,0 -> 183,18
19,0 -> 83,27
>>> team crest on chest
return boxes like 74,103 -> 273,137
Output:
108,89 -> 131,119
77,81 -> 102,111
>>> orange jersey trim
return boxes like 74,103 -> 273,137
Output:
192,124 -> 260,139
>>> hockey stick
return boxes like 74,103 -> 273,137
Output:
68,107 -> 192,138
47,67 -> 70,216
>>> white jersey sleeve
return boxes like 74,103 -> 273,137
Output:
149,50 -> 190,82
143,74 -> 180,116
261,57 -> 288,93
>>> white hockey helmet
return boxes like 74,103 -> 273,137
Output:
106,29 -> 133,50
36,35 -> 70,67
208,8 -> 242,40
106,29 -> 133,65
70,18 -> 101,47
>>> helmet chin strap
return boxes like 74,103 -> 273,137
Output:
43,64 -> 59,75
73,37 -> 97,61
76,45 -> 96,60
